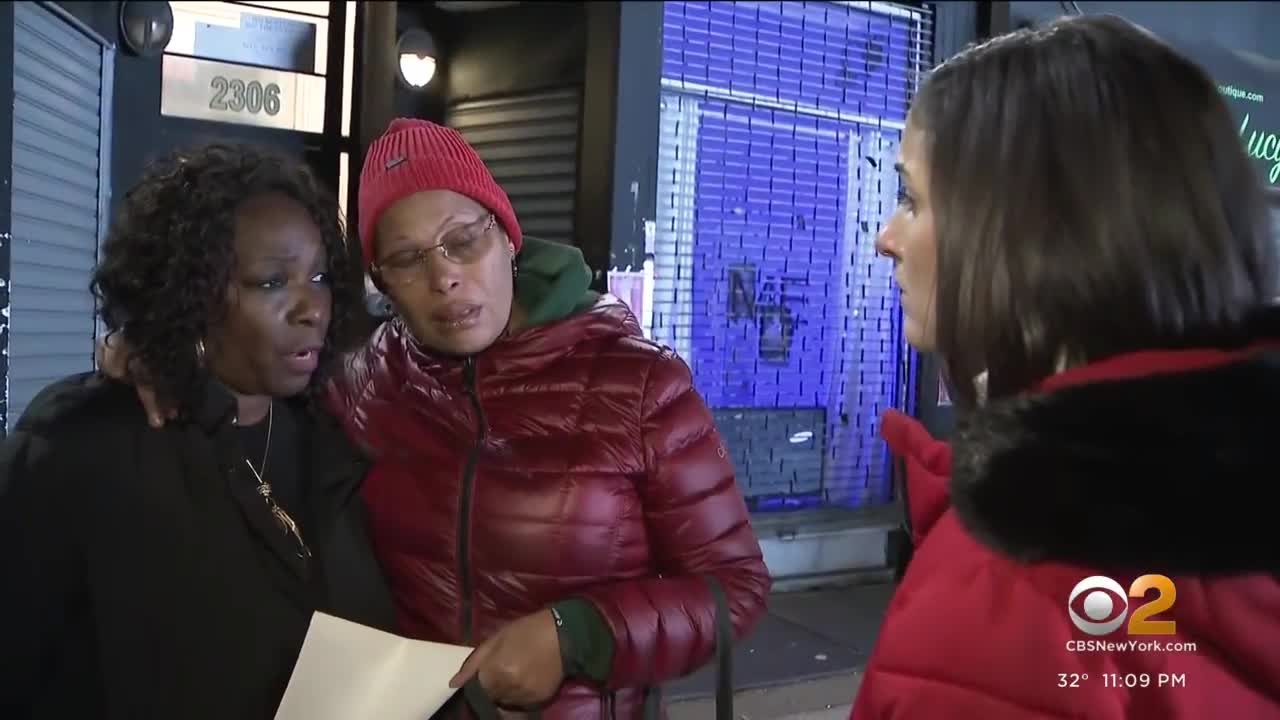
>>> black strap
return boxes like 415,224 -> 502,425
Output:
890,456 -> 915,582
707,575 -> 734,720
641,575 -> 734,720
895,456 -> 913,540
642,686 -> 661,719
463,678 -> 500,720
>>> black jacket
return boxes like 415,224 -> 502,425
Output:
0,373 -> 398,719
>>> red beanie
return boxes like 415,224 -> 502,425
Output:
357,118 -> 522,267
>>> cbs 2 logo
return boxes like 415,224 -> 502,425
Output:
1068,575 -> 1176,636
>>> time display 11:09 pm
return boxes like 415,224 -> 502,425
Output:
1059,673 -> 1187,688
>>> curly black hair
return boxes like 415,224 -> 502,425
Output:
91,143 -> 364,413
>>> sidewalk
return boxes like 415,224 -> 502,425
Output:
668,673 -> 861,720
666,582 -> 895,720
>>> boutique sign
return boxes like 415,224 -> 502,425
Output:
1222,86 -> 1278,185
1174,38 -> 1280,187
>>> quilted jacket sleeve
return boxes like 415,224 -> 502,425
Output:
575,351 -> 771,690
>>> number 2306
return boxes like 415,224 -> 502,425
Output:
209,76 -> 282,116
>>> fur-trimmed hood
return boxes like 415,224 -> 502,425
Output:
951,314 -> 1280,576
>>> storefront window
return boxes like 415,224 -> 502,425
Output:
654,0 -> 932,511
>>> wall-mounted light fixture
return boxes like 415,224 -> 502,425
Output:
119,0 -> 174,57
397,29 -> 438,89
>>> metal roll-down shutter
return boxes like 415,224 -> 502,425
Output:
8,3 -> 111,429
446,87 -> 582,246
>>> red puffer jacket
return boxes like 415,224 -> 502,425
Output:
327,293 -> 770,719
853,337 -> 1280,720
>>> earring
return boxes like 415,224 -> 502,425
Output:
195,339 -> 206,365
511,255 -> 519,279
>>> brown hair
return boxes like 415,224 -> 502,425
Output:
911,14 -> 1277,408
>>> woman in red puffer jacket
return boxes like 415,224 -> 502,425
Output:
326,118 -> 771,719
853,14 -> 1280,720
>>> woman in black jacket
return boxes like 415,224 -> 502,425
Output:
0,144 -> 397,719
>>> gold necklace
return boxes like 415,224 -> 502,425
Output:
243,403 -> 311,560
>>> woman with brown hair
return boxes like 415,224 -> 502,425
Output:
855,14 -> 1280,720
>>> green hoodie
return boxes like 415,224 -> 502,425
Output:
513,235 -> 600,328
511,235 -> 616,684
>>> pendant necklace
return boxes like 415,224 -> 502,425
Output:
243,403 -> 311,560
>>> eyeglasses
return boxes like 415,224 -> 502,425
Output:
371,214 -> 497,287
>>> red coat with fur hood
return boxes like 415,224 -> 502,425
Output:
853,327 -> 1280,719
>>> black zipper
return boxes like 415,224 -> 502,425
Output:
459,356 -> 486,645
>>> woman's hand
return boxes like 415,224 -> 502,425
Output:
95,334 -> 175,428
449,609 -> 565,708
